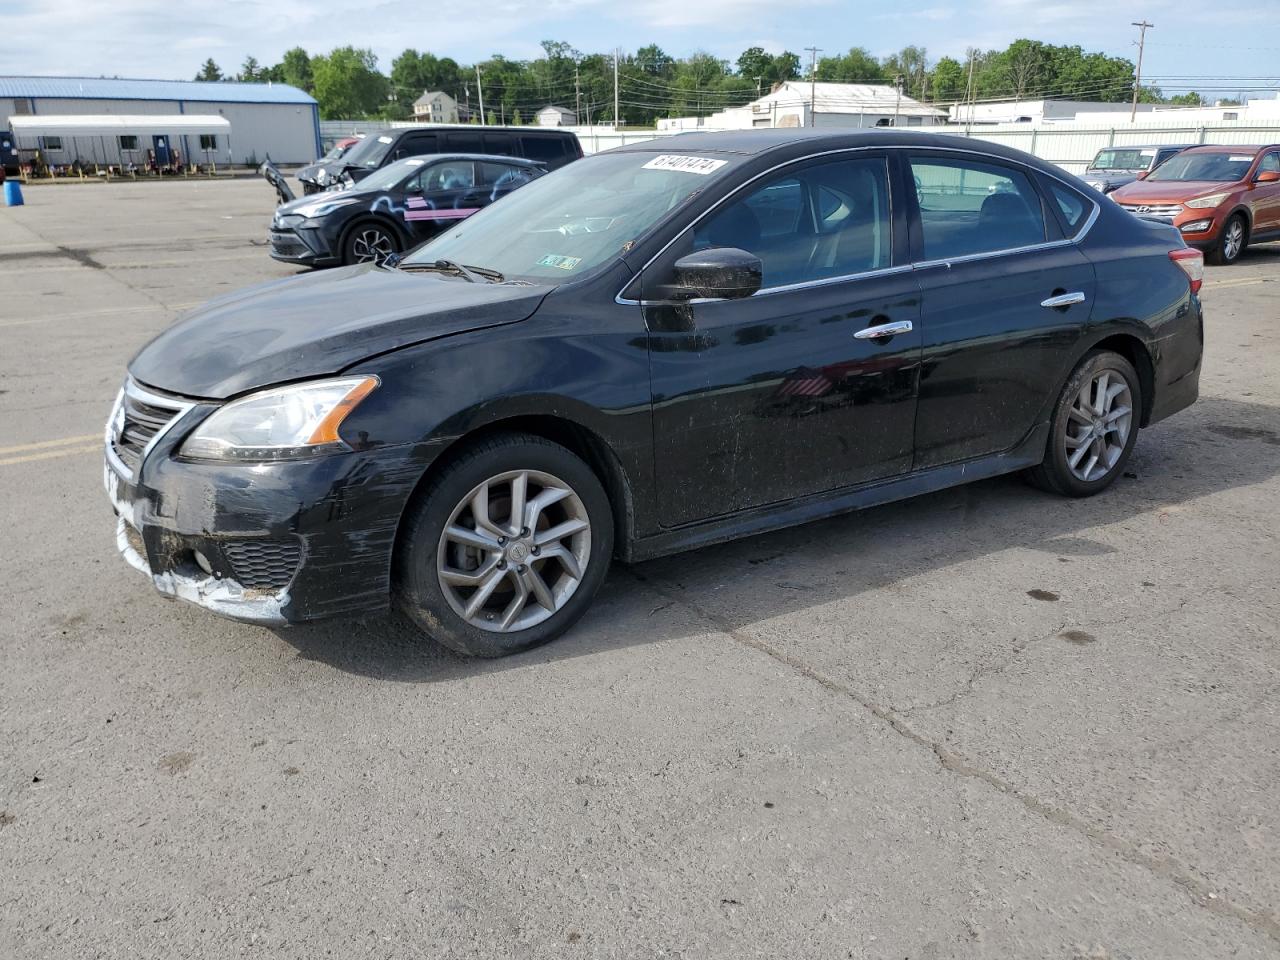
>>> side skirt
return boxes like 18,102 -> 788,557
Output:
624,423 -> 1051,563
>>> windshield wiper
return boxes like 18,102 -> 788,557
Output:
399,259 -> 504,283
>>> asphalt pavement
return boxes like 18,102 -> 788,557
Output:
2,177 -> 1279,959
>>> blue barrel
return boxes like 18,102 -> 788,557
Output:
3,180 -> 23,207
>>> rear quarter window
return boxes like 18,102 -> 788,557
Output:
1042,178 -> 1094,238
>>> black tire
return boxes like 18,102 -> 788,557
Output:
1025,350 -> 1141,497
394,433 -> 614,658
342,219 -> 400,266
1206,213 -> 1247,266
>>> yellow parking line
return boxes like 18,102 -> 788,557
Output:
0,434 -> 101,456
0,443 -> 101,467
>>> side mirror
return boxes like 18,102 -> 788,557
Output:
672,247 -> 762,300
1135,170 -> 1149,180
1256,170 -> 1280,184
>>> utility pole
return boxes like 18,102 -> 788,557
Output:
613,48 -> 620,129
575,64 -> 581,126
805,46 -> 822,127
754,76 -> 763,98
1130,20 -> 1154,122
894,73 -> 904,126
964,49 -> 977,136
475,64 -> 486,125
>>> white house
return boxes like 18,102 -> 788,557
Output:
413,91 -> 460,124
536,105 -> 577,127
658,81 -> 948,132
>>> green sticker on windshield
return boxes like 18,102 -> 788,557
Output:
537,254 -> 582,270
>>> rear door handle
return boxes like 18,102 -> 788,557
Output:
1040,291 -> 1087,308
854,320 -> 913,340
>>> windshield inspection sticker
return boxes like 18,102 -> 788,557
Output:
537,254 -> 582,270
1229,155 -> 1253,162
642,154 -> 728,175
377,135 -> 394,144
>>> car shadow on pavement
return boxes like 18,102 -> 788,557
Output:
274,394 -> 1280,682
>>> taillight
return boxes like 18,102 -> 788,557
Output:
1169,247 -> 1203,295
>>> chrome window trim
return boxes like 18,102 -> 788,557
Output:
105,377 -> 196,481
615,142 -> 1101,307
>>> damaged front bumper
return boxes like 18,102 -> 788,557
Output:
104,379 -> 434,626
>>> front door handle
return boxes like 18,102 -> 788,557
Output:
854,319 -> 913,340
1040,291 -> 1087,309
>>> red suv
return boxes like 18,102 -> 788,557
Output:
1111,144 -> 1280,264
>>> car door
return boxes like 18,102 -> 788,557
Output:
401,160 -> 478,240
905,152 -> 1097,469
1251,150 -> 1280,234
640,152 -> 923,528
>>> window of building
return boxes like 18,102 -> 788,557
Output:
199,134 -> 218,151
693,157 -> 892,288
909,156 -> 1046,260
119,135 -> 139,151
907,116 -> 923,127
40,136 -> 63,152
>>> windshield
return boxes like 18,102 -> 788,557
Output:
1089,148 -> 1155,172
339,133 -> 395,169
348,157 -> 422,192
1147,152 -> 1256,182
402,151 -> 742,283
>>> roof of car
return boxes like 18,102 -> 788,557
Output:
1180,144 -> 1276,154
609,128 -> 1056,161
390,153 -> 542,166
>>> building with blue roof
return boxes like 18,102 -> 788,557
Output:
1,76 -> 321,169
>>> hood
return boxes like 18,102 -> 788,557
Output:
297,160 -> 343,184
1082,171 -> 1137,192
1111,179 -> 1237,204
274,187 -> 370,218
129,266 -> 549,400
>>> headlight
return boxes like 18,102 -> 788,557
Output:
181,376 -> 379,461
1185,192 -> 1230,209
274,213 -> 305,228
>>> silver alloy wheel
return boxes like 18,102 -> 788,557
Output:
436,469 -> 592,633
351,227 -> 395,264
1064,369 -> 1133,482
1223,218 -> 1245,261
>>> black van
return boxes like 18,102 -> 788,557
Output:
298,126 -> 582,194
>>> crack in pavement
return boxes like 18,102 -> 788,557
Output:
628,567 -> 1280,946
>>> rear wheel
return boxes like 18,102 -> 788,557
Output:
394,433 -> 614,658
343,221 -> 400,266
1026,350 -> 1140,497
1207,213 -> 1246,266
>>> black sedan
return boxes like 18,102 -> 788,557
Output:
106,130 -> 1203,657
268,154 -> 544,267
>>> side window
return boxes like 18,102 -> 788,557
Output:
909,156 -> 1046,260
693,156 -> 892,289
520,136 -> 566,164
482,133 -> 515,157
422,161 -> 476,191
482,162 -> 534,199
1044,179 -> 1092,238
394,134 -> 437,161
1259,152 -> 1280,175
445,132 -> 484,154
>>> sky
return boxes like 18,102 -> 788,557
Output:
4,0 -> 1279,101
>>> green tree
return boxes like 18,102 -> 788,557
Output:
882,45 -> 928,100
815,47 -> 884,83
931,56 -> 966,101
1168,91 -> 1204,106
279,47 -> 313,92
311,47 -> 388,119
238,56 -> 262,82
194,58 -> 223,82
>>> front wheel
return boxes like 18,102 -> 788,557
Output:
343,221 -> 400,266
394,433 -> 614,658
1026,350 -> 1141,497
1207,213 -> 1246,266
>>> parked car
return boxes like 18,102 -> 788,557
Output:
268,154 -> 544,267
105,130 -> 1204,658
1081,144 -> 1192,194
1111,144 -> 1280,264
296,126 -> 582,195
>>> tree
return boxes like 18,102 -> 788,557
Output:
1168,92 -> 1204,107
931,56 -> 966,101
194,59 -> 223,82
279,47 -> 313,92
311,47 -> 389,119
815,47 -> 884,83
736,47 -> 802,93
882,45 -> 928,100
238,56 -> 262,82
